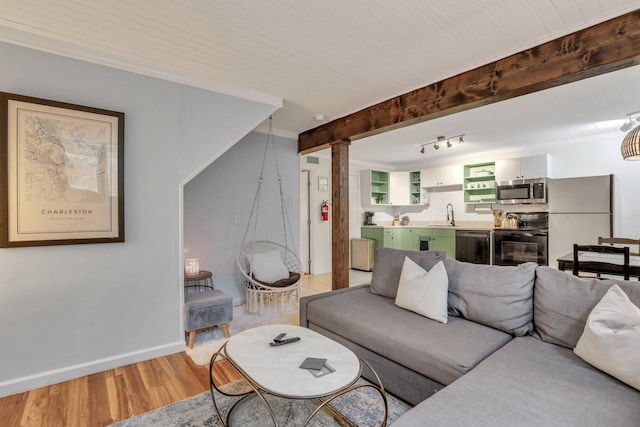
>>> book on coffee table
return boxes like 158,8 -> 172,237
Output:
300,357 -> 334,377
300,357 -> 327,370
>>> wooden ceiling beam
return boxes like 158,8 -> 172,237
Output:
298,9 -> 640,153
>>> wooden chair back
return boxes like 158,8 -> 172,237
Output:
597,237 -> 640,256
573,244 -> 630,280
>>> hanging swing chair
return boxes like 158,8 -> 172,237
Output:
237,117 -> 303,314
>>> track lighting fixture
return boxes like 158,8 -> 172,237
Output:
419,133 -> 465,154
621,118 -> 634,132
620,111 -> 640,132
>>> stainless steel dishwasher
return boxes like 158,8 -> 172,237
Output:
455,230 -> 493,264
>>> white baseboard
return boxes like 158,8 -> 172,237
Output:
0,341 -> 185,398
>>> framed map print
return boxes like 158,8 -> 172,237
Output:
0,92 -> 124,247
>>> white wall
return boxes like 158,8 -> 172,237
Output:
0,42 -> 278,396
184,132 -> 300,303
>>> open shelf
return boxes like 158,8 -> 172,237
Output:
463,162 -> 496,203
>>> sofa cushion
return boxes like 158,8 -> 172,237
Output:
395,258 -> 448,323
574,285 -> 640,391
305,286 -> 512,386
444,259 -> 536,336
534,266 -> 640,349
370,248 -> 447,298
393,336 -> 640,427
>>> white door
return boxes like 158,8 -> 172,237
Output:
300,170 -> 311,273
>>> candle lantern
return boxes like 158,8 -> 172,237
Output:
185,258 -> 200,276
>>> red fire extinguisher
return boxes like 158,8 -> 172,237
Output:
321,200 -> 329,221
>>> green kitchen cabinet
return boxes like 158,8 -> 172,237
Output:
400,228 -> 429,251
463,162 -> 496,204
383,228 -> 402,249
360,227 -> 383,249
361,227 -> 401,249
399,228 -> 415,250
361,169 -> 390,205
362,227 -> 454,257
409,171 -> 422,204
399,227 -> 455,257
429,228 -> 456,259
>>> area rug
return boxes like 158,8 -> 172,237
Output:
185,302 -> 299,365
111,378 -> 412,426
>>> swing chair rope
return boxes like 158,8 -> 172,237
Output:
241,116 -> 296,256
237,117 -> 303,313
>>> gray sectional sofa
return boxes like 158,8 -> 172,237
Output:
299,248 -> 640,426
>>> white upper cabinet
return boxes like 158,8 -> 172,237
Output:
495,155 -> 548,182
421,164 -> 462,187
389,171 -> 410,205
360,169 -> 423,206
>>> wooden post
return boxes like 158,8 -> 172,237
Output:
331,139 -> 350,289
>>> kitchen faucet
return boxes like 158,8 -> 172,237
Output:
446,203 -> 455,226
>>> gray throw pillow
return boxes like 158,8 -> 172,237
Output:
369,248 -> 447,298
445,259 -> 537,336
534,266 -> 640,349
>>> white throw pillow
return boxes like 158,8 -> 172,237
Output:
574,285 -> 640,391
395,258 -> 448,323
250,250 -> 289,283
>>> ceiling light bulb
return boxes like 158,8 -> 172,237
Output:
420,146 -> 425,154
434,143 -> 440,150
447,140 -> 452,148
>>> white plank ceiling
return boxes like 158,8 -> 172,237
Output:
1,0 -> 640,166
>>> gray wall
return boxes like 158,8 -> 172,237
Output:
184,131 -> 300,303
0,41 -> 278,396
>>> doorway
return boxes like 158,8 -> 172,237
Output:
300,157 -> 363,275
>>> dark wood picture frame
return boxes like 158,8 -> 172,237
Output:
0,92 -> 124,247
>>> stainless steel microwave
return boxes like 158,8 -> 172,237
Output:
496,178 -> 547,204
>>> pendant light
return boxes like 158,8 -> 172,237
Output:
621,124 -> 640,160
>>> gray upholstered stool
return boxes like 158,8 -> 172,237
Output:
184,287 -> 233,349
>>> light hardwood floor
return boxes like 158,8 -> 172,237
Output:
0,271 -> 371,427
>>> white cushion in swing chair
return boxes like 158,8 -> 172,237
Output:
250,249 -> 290,283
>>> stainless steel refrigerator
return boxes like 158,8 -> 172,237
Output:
548,175 -> 613,269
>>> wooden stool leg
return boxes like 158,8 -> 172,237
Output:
188,330 -> 196,349
221,323 -> 230,338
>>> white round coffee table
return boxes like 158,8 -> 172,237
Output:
209,324 -> 387,426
